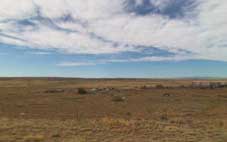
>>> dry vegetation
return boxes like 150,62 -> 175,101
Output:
0,78 -> 227,142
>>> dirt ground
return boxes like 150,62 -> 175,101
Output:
0,78 -> 227,142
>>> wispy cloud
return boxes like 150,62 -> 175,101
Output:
57,55 -> 193,67
57,62 -> 96,67
0,0 -> 227,63
27,51 -> 51,55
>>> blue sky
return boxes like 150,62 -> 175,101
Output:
0,0 -> 227,78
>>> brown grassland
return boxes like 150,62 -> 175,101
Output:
0,78 -> 227,142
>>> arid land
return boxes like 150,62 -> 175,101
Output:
0,78 -> 227,142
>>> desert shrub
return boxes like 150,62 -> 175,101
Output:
155,84 -> 165,89
78,88 -> 87,94
141,85 -> 148,89
44,89 -> 64,93
126,112 -> 132,116
160,114 -> 168,121
112,95 -> 125,102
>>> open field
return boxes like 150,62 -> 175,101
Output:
0,78 -> 227,142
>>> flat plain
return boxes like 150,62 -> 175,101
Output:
0,78 -> 227,142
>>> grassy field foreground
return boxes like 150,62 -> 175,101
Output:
0,78 -> 227,142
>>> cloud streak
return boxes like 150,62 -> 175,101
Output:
0,0 -> 227,64
57,62 -> 96,67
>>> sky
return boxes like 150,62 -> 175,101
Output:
0,0 -> 227,78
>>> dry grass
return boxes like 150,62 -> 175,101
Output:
24,135 -> 45,142
99,117 -> 135,127
0,78 -> 227,142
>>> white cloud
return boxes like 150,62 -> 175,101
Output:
0,0 -> 35,20
56,55 -> 194,67
108,55 -> 194,62
27,51 -> 51,55
57,62 -> 96,67
0,0 -> 227,62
